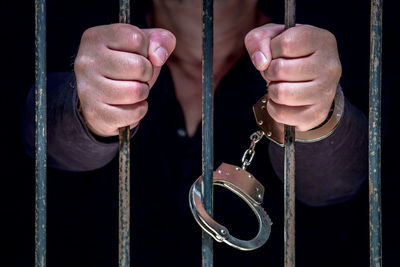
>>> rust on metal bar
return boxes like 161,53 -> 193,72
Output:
118,1 -> 131,267
283,1 -> 296,266
119,126 -> 130,267
369,0 -> 383,266
35,0 -> 47,266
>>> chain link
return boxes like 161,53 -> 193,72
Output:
241,131 -> 264,170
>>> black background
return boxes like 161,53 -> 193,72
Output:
1,0 -> 399,266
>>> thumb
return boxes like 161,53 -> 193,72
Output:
143,28 -> 176,67
244,24 -> 285,71
142,28 -> 176,88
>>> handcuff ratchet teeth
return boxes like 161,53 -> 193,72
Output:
189,163 -> 272,251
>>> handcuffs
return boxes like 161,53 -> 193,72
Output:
189,86 -> 344,251
189,158 -> 272,251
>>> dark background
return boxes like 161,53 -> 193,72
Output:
1,0 -> 398,266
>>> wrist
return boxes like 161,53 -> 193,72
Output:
253,84 -> 345,147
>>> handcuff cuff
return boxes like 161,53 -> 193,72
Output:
189,132 -> 271,251
189,86 -> 344,251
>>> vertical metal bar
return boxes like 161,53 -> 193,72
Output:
284,1 -> 296,266
118,1 -> 131,267
34,0 -> 47,266
202,0 -> 214,266
369,0 -> 383,266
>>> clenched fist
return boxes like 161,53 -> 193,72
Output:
74,24 -> 176,137
245,24 -> 342,132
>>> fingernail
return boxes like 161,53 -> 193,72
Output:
252,51 -> 268,70
154,47 -> 168,63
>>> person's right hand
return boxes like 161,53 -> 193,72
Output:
74,24 -> 176,137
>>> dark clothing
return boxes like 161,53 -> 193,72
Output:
22,52 -> 369,266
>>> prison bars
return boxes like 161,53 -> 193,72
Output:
201,0 -> 215,266
33,0 -> 384,266
118,1 -> 131,266
369,0 -> 383,266
283,1 -> 296,266
34,0 -> 47,266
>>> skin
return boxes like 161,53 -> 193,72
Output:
74,0 -> 342,137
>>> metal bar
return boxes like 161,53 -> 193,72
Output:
201,0 -> 214,266
34,0 -> 47,266
284,1 -> 296,266
369,0 -> 383,266
118,1 -> 131,267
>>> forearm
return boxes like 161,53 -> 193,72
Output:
21,72 -> 119,171
268,97 -> 368,206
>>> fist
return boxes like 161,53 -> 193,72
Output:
74,24 -> 176,137
245,24 -> 342,131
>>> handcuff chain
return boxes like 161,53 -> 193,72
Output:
241,131 -> 265,170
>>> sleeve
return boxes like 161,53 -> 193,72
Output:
268,97 -> 368,206
21,72 -> 120,171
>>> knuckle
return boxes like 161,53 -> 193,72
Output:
80,26 -> 103,45
280,32 -> 295,54
300,24 -> 316,33
114,24 -> 148,52
275,59 -> 287,79
316,27 -> 338,49
76,80 -> 94,103
119,25 -> 148,51
311,106 -> 328,128
324,57 -> 342,81
331,58 -> 342,77
130,83 -> 149,101
129,56 -> 144,75
81,105 -> 99,125
124,101 -> 148,126
132,57 -> 152,81
267,101 -> 285,124
322,29 -> 337,44
273,109 -> 286,124
136,59 -> 150,80
273,83 -> 289,104
76,82 -> 88,99
135,101 -> 149,120
74,55 -> 93,73
245,28 -> 263,45
81,27 -> 96,42
121,101 -> 149,127
268,59 -> 286,81
131,30 -> 146,49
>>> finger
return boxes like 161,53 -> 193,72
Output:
89,101 -> 149,136
143,28 -> 177,67
263,55 -> 318,82
106,101 -> 149,129
96,78 -> 150,105
99,50 -> 154,82
266,99 -> 329,131
271,25 -> 336,59
267,81 -> 319,106
244,24 -> 286,71
92,24 -> 150,56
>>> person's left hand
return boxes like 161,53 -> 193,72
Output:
244,24 -> 342,131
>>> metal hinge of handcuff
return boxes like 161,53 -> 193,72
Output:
189,129 -> 272,251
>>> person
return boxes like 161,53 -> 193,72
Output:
22,0 -> 370,266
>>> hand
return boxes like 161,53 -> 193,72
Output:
245,24 -> 342,131
74,23 -> 176,137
